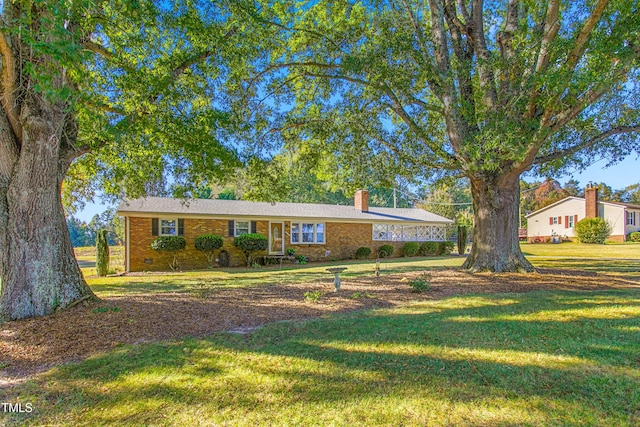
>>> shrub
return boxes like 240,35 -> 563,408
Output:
438,241 -> 455,255
233,233 -> 268,266
378,244 -> 394,257
355,246 -> 372,259
195,234 -> 224,267
407,272 -> 432,293
419,241 -> 439,256
629,232 -> 640,242
95,229 -> 109,277
295,254 -> 308,265
402,241 -> 420,257
457,225 -> 468,255
575,217 -> 612,244
151,236 -> 187,270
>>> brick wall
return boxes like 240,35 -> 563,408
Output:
128,217 -> 269,271
127,216 -> 432,271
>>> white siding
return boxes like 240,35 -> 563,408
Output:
602,204 -> 626,237
527,199 -> 585,239
626,209 -> 640,236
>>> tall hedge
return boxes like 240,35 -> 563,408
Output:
151,236 -> 187,270
457,225 -> 468,255
575,217 -> 612,244
234,233 -> 268,266
96,229 -> 109,277
195,234 -> 224,266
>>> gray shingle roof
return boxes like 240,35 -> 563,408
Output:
118,197 -> 453,224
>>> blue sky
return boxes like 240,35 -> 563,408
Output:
73,155 -> 639,223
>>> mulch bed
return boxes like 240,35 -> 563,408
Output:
1,269 -> 637,388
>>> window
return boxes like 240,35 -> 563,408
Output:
290,222 -> 325,244
568,215 -> 575,228
235,221 -> 250,236
628,211 -> 637,226
160,219 -> 178,236
372,224 -> 446,242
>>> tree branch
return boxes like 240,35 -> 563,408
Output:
399,0 -> 442,84
565,0 -> 610,71
533,124 -> 640,165
470,0 -> 497,109
81,40 -> 116,60
0,29 -> 22,144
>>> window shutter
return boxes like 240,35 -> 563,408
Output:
565,216 -> 569,228
151,218 -> 159,236
558,216 -> 562,225
178,219 -> 184,236
228,220 -> 235,237
251,221 -> 257,234
574,215 -> 578,227
549,217 -> 553,225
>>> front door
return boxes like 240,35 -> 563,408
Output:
269,222 -> 285,255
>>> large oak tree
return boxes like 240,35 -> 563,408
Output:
247,0 -> 640,272
0,0 -> 249,320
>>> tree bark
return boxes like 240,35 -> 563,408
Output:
0,97 -> 96,321
462,174 -> 534,272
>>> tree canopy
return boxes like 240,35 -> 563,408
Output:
242,0 -> 640,271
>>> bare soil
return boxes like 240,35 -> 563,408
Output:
1,269 -> 637,387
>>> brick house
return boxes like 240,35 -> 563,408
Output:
525,186 -> 640,242
117,190 -> 454,271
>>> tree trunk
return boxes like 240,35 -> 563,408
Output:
0,100 -> 96,321
462,174 -> 534,272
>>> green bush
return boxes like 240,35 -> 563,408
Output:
234,233 -> 268,267
195,234 -> 224,266
575,217 -> 612,244
628,232 -> 640,242
438,241 -> 455,255
419,241 -> 439,256
378,244 -> 394,257
402,241 -> 420,257
407,272 -> 432,293
355,247 -> 372,259
151,236 -> 187,270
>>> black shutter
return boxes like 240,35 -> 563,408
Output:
251,221 -> 257,234
228,220 -> 235,237
151,218 -> 159,236
178,219 -> 184,236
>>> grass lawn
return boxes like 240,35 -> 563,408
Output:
3,289 -> 639,426
521,241 -> 640,278
521,241 -> 640,258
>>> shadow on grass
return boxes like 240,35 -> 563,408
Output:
4,289 -> 639,426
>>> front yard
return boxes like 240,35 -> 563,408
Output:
1,250 -> 639,426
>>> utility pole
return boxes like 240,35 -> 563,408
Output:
393,188 -> 397,209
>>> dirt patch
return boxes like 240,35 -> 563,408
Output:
1,269 -> 637,387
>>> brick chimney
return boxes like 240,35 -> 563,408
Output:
585,184 -> 598,218
354,190 -> 369,212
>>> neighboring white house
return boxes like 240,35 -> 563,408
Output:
526,186 -> 640,242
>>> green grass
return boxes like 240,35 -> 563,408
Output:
521,241 -> 640,258
85,257 -> 463,297
520,241 -> 640,280
3,289 -> 639,426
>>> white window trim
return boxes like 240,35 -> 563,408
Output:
159,217 -> 180,236
235,220 -> 251,237
627,211 -> 637,226
290,222 -> 325,244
